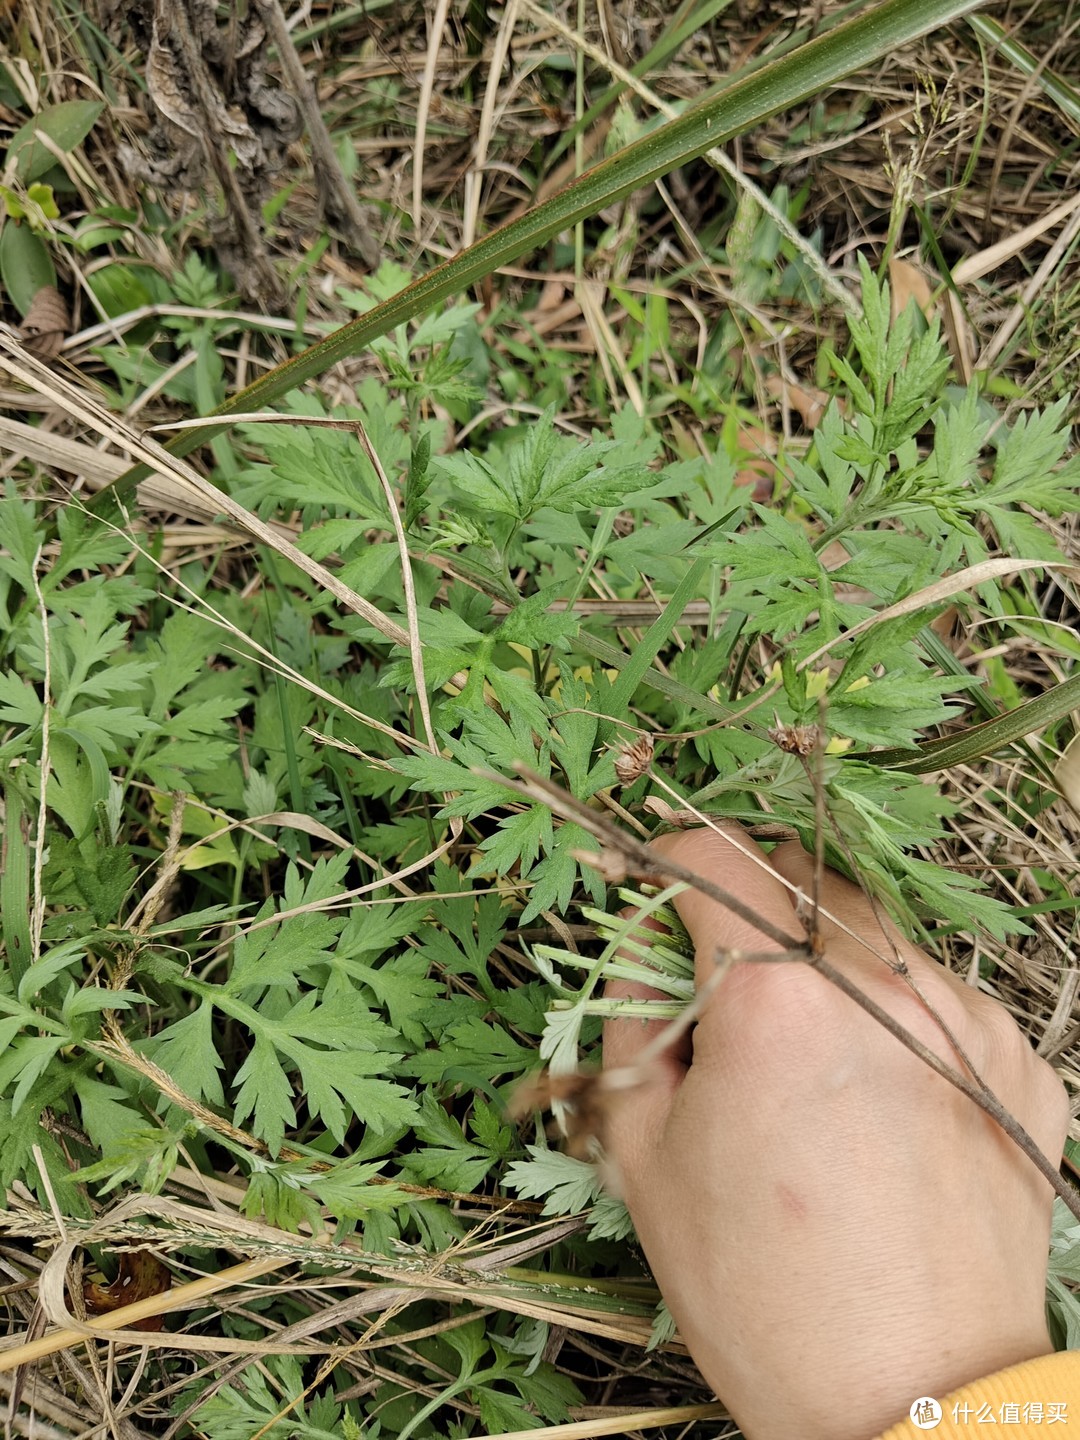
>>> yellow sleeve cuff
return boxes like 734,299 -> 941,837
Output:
877,1352 -> 1080,1438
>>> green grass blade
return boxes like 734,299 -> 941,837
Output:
544,0 -> 738,170
547,0 -> 882,172
1,781 -> 32,990
917,624 -> 1056,784
870,669 -> 1080,774
967,15 -> 1080,131
99,0 -> 984,507
604,557 -> 710,719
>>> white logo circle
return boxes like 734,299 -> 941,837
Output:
909,1397 -> 942,1430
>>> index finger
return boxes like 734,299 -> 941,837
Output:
649,827 -> 804,993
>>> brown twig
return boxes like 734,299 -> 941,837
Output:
251,0 -> 380,268
767,698 -> 1000,1102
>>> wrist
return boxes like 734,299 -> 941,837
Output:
716,1326 -> 1054,1440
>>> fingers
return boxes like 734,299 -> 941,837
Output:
767,840 -> 999,1015
602,985 -> 685,1195
649,827 -> 804,992
768,842 -> 910,967
604,827 -> 798,1088
764,842 -> 1068,1128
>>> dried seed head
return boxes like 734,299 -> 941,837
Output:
509,1069 -> 611,1158
614,734 -> 654,785
767,715 -> 821,756
511,1063 -> 654,1159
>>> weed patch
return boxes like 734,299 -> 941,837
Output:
3,259 -> 1080,1431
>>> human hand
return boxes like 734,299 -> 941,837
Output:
602,827 -> 1069,1440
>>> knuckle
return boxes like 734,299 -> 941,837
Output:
1034,1055 -> 1070,1129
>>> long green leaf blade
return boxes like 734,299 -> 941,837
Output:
967,15 -> 1080,129
100,0 -> 984,504
1,781 -> 32,990
605,557 -> 710,719
872,670 -> 1080,774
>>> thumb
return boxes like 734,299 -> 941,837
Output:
602,909 -> 689,1082
601,913 -> 686,1189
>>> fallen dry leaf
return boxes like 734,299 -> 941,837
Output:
764,373 -> 830,430
84,1251 -> 172,1333
888,256 -> 935,321
732,421 -> 776,502
20,285 -> 69,359
889,255 -> 972,380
